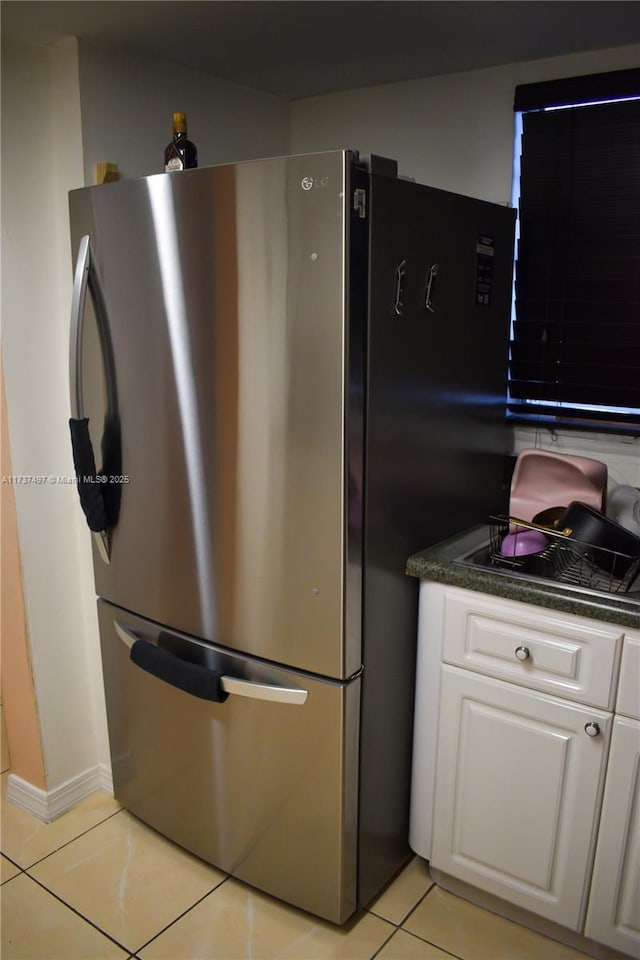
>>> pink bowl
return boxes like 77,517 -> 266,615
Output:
500,530 -> 549,558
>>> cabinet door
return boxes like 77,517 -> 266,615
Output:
616,632 -> 640,720
432,665 -> 611,931
585,716 -> 640,958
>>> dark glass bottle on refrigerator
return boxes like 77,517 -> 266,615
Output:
164,111 -> 197,172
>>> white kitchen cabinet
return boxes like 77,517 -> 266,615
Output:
411,581 -> 640,956
431,663 -> 611,931
585,631 -> 640,959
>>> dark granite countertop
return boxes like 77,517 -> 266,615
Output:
406,524 -> 640,631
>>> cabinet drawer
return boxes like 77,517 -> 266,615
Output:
617,631 -> 640,720
441,587 -> 622,709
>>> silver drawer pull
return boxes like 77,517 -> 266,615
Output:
220,676 -> 307,705
515,646 -> 531,661
115,621 -> 137,648
115,621 -> 308,705
584,722 -> 601,738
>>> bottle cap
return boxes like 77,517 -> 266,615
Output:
172,112 -> 187,132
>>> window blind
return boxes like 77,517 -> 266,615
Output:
509,78 -> 640,430
514,67 -> 640,112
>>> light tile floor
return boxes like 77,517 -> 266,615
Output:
1,770 -> 593,960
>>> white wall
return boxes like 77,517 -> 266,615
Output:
1,35 -> 292,798
512,428 -> 640,490
292,43 -> 640,204
292,43 -> 640,484
77,39 -> 291,182
1,37 -> 108,789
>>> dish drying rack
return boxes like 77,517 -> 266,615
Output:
488,515 -> 640,595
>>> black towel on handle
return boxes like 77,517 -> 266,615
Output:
69,417 -> 107,532
130,640 -> 229,703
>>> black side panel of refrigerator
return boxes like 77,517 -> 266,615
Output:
357,174 -> 515,907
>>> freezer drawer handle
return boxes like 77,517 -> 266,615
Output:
116,623 -> 308,706
129,636 -> 229,703
219,676 -> 308,705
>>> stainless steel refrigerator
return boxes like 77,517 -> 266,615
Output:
68,150 -> 515,923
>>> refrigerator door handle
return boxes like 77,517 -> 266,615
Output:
425,263 -> 439,313
69,235 -> 91,422
114,621 -> 309,705
394,259 -> 406,316
69,235 -> 120,563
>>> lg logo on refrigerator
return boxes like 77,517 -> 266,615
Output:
300,176 -> 329,190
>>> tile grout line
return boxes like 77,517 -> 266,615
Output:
394,924 -> 466,960
1,851 -> 24,874
1,804 -> 125,871
19,870 -> 133,956
365,888 -> 406,960
366,902 -> 463,960
368,877 -> 438,929
395,881 -> 466,960
367,877 -> 463,960
133,874 -> 232,955
368,923 -> 400,960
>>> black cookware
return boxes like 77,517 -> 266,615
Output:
560,501 -> 640,579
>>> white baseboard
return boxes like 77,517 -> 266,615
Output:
6,763 -> 113,822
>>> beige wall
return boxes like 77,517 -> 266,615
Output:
1,359 -> 47,788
